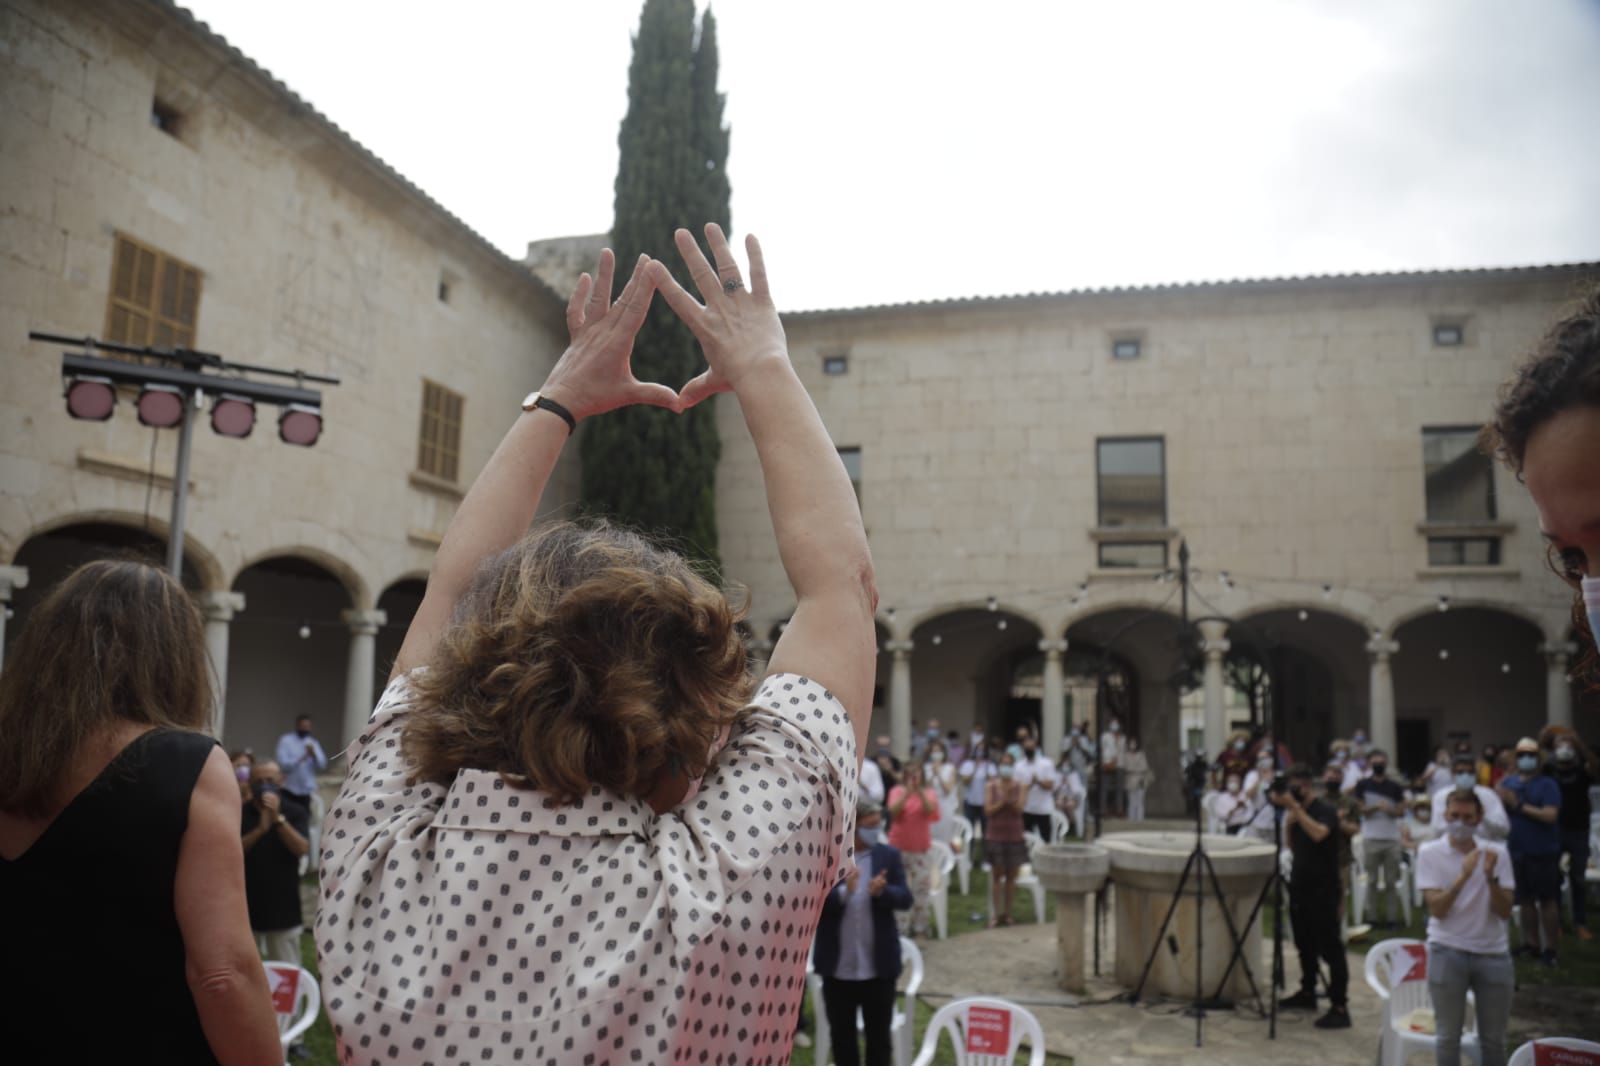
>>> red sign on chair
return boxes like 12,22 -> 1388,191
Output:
1400,944 -> 1427,982
1535,1044 -> 1600,1066
267,966 -> 300,1015
966,1005 -> 1011,1054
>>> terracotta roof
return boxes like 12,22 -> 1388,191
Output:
781,261 -> 1600,320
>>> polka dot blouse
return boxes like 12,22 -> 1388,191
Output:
315,672 -> 859,1065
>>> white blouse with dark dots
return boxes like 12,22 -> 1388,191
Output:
315,672 -> 859,1066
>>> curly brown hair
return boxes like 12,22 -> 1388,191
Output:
401,520 -> 753,805
0,560 -> 212,817
1481,282 -> 1600,682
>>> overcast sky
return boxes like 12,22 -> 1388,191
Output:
179,0 -> 1600,311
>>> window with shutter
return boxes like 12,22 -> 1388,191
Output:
104,233 -> 202,354
417,380 -> 465,483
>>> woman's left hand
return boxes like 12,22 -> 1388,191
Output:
539,250 -> 681,421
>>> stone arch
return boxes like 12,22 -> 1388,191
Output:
1390,606 -> 1548,771
905,598 -> 1048,639
233,544 -> 369,611
1234,598 -> 1376,638
374,576 -> 428,690
12,509 -> 225,592
1384,596 -> 1549,643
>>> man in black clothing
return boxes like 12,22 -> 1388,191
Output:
241,760 -> 311,966
1272,763 -> 1350,1030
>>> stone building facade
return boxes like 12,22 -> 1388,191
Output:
5,0 -> 1597,815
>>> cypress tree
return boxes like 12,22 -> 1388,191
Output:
581,0 -> 730,577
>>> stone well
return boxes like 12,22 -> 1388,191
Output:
1032,843 -> 1111,994
1099,831 -> 1276,1002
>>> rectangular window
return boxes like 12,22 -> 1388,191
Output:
1097,437 -> 1166,528
1111,338 -> 1142,360
417,380 -> 465,483
823,354 -> 849,376
1422,427 -> 1495,523
1433,323 -> 1464,347
151,98 -> 183,138
1099,542 -> 1168,569
1427,537 -> 1501,567
838,446 -> 862,505
104,233 -> 202,352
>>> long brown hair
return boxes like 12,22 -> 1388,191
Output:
0,559 -> 212,817
402,520 -> 752,805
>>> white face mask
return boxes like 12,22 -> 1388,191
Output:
998,765 -> 1016,779
857,825 -> 882,847
930,751 -> 946,764
1454,771 -> 1477,791
1445,820 -> 1476,843
1225,779 -> 1241,794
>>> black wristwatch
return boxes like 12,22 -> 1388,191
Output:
521,390 -> 577,434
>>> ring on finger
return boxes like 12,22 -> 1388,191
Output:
722,278 -> 743,294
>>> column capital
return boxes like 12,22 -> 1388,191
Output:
198,589 -> 246,622
1366,637 -> 1400,659
1037,638 -> 1068,656
1196,618 -> 1229,642
341,608 -> 387,636
884,639 -> 914,658
1540,640 -> 1579,662
0,565 -> 29,600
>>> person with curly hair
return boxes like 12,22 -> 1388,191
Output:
1482,283 -> 1600,673
317,227 -> 878,1064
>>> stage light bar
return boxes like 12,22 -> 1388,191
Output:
136,384 -> 186,428
211,393 -> 256,438
64,374 -> 116,421
278,403 -> 322,447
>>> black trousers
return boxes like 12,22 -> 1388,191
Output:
1022,812 -> 1053,840
1289,885 -> 1347,1006
821,975 -> 896,1066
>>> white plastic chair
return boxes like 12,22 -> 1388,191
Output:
264,961 -> 319,1057
811,937 -> 924,1066
988,832 -> 1047,925
1050,809 -> 1071,843
1508,1037 -> 1600,1066
950,815 -> 975,895
928,841 -> 956,940
1378,947 -> 1480,1066
1364,938 -> 1424,1000
910,996 -> 1046,1066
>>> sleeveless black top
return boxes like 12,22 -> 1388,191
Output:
1,728 -> 221,1064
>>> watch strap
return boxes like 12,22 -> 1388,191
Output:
532,394 -> 577,435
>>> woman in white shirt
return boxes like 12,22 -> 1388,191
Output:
1416,789 -> 1516,1066
925,738 -> 961,843
318,230 -> 878,1065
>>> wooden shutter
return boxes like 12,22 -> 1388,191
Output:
105,233 -> 201,353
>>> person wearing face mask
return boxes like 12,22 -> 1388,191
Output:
1478,744 -> 1500,789
1416,790 -> 1516,1066
274,714 -> 327,809
984,751 -> 1027,926
1321,764 -> 1362,918
1423,747 -> 1455,795
886,761 -> 942,938
1497,737 -> 1563,965
813,798 -> 911,1066
1352,749 -> 1408,928
1401,796 -> 1440,853
1540,725 -> 1596,941
1016,736 -> 1058,839
957,739 -> 995,849
924,740 -> 961,845
1099,717 -> 1126,819
1271,765 -> 1350,1029
1216,731 -> 1251,785
1062,723 -> 1095,778
1209,774 -> 1253,835
1431,754 -> 1511,841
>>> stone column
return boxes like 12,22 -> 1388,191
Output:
885,639 -> 914,759
1039,639 -> 1069,757
0,565 -> 29,671
1366,637 -> 1400,758
1198,619 -> 1231,761
341,609 -> 387,755
198,590 -> 245,740
1541,641 -> 1577,729
748,637 -> 776,680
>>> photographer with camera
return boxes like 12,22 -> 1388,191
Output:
1272,763 -> 1350,1030
240,760 -> 310,968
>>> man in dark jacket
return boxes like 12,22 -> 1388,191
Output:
813,798 -> 912,1066
1272,763 -> 1350,1030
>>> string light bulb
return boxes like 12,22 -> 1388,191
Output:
1437,596 -> 1450,613
1321,584 -> 1333,600
1297,610 -> 1309,622
931,634 -> 943,646
986,596 -> 998,612
1500,663 -> 1511,674
1438,649 -> 1450,660
298,623 -> 311,640
997,618 -> 1008,631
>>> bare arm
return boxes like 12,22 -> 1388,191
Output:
391,253 -> 673,680
654,227 -> 877,748
176,748 -> 282,1066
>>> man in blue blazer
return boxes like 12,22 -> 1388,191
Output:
813,798 -> 913,1066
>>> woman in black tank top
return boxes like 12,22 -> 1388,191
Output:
0,561 -> 281,1064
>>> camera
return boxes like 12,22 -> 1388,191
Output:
1268,774 -> 1290,796
252,780 -> 281,802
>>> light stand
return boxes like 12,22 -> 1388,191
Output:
32,331 -> 339,579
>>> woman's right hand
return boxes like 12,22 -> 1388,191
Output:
650,224 -> 790,408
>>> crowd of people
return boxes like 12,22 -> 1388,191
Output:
0,239 -> 1597,1066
